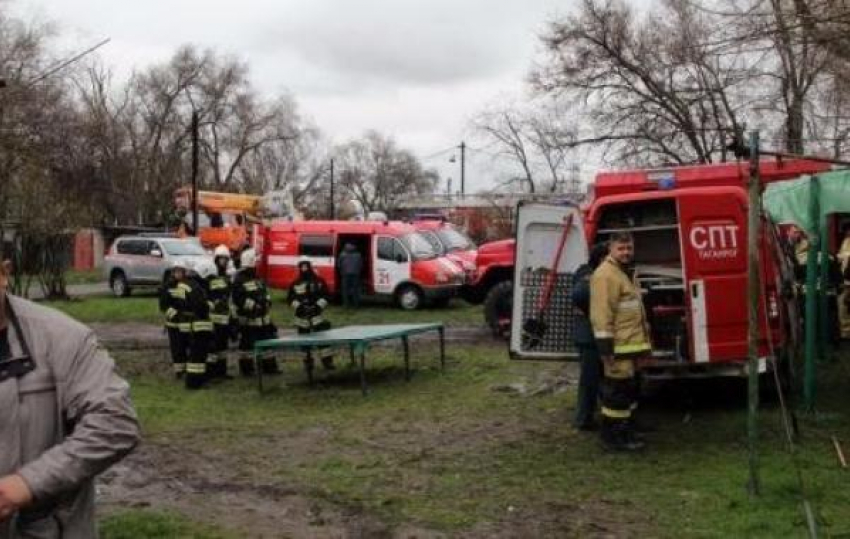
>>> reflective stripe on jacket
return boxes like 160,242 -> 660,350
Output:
589,257 -> 651,358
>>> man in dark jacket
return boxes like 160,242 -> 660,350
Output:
338,243 -> 363,308
571,243 -> 609,431
288,260 -> 334,375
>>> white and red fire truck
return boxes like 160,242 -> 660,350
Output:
255,220 -> 465,310
510,159 -> 830,379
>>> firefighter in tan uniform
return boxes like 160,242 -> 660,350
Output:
590,232 -> 650,452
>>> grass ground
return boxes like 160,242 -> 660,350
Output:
43,291 -> 482,327
65,269 -> 105,285
100,343 -> 850,538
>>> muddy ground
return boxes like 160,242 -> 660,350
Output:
97,411 -> 639,539
92,325 -> 648,538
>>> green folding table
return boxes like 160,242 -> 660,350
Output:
253,323 -> 446,395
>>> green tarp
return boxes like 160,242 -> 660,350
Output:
763,170 -> 850,233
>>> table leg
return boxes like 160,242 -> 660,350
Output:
359,347 -> 368,397
438,326 -> 446,372
402,335 -> 411,381
349,344 -> 356,368
304,349 -> 315,386
256,348 -> 263,393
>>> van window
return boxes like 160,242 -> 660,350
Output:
377,237 -> 408,262
300,234 -> 334,257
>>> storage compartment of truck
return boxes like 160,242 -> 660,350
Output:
594,199 -> 688,360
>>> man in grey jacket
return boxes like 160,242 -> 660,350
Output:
0,260 -> 141,538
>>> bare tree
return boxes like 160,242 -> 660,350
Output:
532,0 -> 752,165
335,131 -> 438,214
472,99 -> 579,193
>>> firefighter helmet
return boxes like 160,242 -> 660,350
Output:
171,258 -> 192,271
213,245 -> 230,259
240,248 -> 257,269
195,260 -> 217,279
297,259 -> 312,271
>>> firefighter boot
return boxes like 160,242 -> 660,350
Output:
184,363 -> 208,390
622,420 -> 646,451
239,355 -> 256,377
601,419 -> 643,452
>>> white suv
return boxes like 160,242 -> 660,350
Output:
103,236 -> 212,297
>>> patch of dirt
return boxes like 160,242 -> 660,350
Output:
99,442 -> 430,539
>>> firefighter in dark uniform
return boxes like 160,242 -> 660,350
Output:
204,245 -> 233,378
590,232 -> 650,451
160,260 -> 209,389
186,264 -> 213,389
288,260 -> 334,377
233,248 -> 279,376
160,259 -> 193,379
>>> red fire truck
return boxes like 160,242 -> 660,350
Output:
510,159 -> 830,379
255,220 -> 465,310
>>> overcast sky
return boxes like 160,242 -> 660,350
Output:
12,0 -> 575,193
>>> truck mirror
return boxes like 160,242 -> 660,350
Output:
150,249 -> 163,258
395,254 -> 406,264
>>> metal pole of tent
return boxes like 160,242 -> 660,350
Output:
804,176 -> 821,410
747,130 -> 762,497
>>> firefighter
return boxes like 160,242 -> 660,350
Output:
205,245 -> 234,378
159,259 -> 193,379
233,248 -> 280,376
185,263 -> 213,390
195,258 -> 230,380
288,260 -> 334,376
590,232 -> 650,452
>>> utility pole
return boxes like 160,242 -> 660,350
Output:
746,130 -> 761,498
191,111 -> 199,237
460,141 -> 466,198
329,158 -> 335,219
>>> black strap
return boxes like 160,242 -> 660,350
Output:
0,301 -> 36,383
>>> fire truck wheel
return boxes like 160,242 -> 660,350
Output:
483,280 -> 513,338
396,285 -> 424,310
110,271 -> 131,297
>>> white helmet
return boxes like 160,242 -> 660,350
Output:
214,245 -> 230,259
240,248 -> 257,269
171,258 -> 192,271
196,260 -> 217,279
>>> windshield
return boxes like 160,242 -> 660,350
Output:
401,233 -> 438,261
419,231 -> 446,255
436,227 -> 475,252
160,239 -> 207,256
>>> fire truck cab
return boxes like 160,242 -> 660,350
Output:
510,160 -> 830,378
257,220 -> 465,310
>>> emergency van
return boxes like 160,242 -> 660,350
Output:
510,159 -> 830,379
411,219 -> 478,278
256,220 -> 465,309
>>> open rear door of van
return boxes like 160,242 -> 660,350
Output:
510,202 -> 588,361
